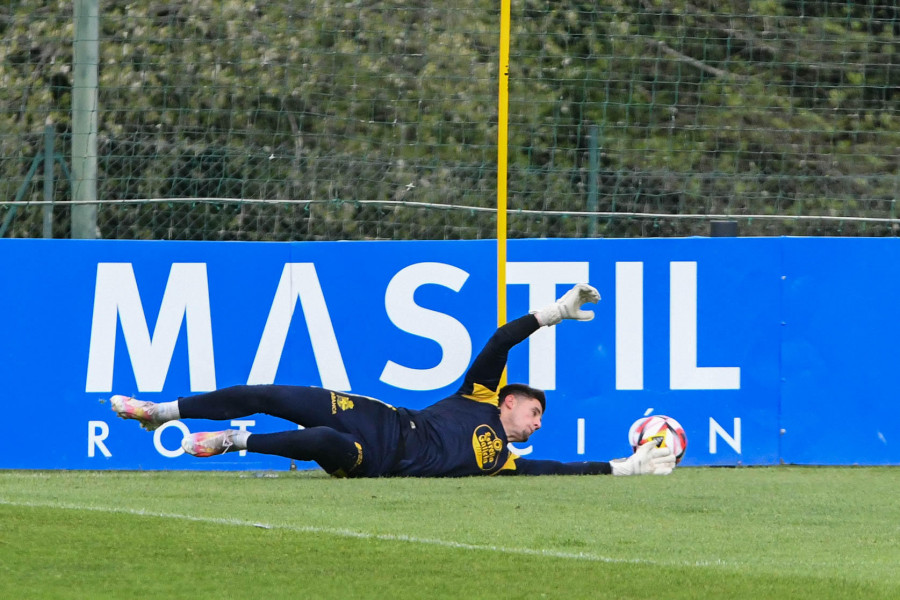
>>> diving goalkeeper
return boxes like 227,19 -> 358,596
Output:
111,284 -> 675,478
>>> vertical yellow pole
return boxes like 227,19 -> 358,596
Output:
497,0 -> 511,387
498,0 -> 510,328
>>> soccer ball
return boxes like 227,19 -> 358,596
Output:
628,415 -> 687,464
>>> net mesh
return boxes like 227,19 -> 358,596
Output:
2,1 -> 899,239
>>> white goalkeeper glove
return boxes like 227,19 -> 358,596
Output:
610,442 -> 676,476
533,283 -> 601,327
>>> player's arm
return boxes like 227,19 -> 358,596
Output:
499,443 -> 675,476
504,457 -> 613,475
459,314 -> 540,397
458,284 -> 601,398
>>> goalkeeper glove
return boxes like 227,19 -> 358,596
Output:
610,442 -> 676,476
533,283 -> 601,327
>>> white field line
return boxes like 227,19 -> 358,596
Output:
0,497 -> 731,569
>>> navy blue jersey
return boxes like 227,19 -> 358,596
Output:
389,398 -> 510,476
384,313 -> 612,477
386,314 -> 539,476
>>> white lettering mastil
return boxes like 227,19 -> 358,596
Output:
86,262 -> 350,394
506,261 -> 591,391
670,262 -> 741,390
248,263 -> 349,390
84,259 -> 740,398
86,263 -> 215,393
615,262 -> 644,390
615,260 -> 741,391
379,262 -> 472,391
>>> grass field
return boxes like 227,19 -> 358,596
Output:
2,467 -> 899,599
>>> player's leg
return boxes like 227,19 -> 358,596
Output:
114,385 -> 397,475
111,385 -> 341,430
177,385 -> 342,424
181,426 -> 365,477
248,428 -> 364,476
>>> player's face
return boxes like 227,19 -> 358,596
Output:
502,396 -> 543,443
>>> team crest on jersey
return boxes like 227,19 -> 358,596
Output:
472,424 -> 504,470
330,392 -> 354,414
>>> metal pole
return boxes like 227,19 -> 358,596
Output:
72,0 -> 99,239
588,125 -> 599,236
43,122 -> 55,238
496,0 -> 511,390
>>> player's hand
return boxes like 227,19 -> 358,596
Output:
557,283 -> 600,321
610,442 -> 676,476
533,283 -> 601,327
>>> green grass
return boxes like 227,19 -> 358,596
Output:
2,468 -> 899,599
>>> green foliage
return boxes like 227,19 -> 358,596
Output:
1,1 -> 899,238
2,468 -> 900,598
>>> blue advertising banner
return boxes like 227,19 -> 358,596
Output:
780,238 -> 900,465
0,237 -> 897,470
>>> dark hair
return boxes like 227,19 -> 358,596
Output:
497,383 -> 546,414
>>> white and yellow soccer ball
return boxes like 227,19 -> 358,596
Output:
628,415 -> 688,464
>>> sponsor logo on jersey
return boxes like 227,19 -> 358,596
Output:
472,424 -> 504,470
330,392 -> 355,414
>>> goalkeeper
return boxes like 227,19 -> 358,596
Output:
111,284 -> 675,478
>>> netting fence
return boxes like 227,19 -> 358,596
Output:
2,1 -> 900,240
